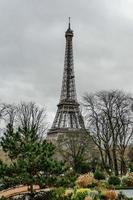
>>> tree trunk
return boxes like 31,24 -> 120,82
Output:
29,184 -> 34,198
120,154 -> 127,175
105,148 -> 113,170
112,146 -> 119,175
99,148 -> 109,173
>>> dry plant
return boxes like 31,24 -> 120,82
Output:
84,196 -> 92,200
104,190 -> 118,200
76,173 -> 96,188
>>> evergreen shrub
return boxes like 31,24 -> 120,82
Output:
56,175 -> 77,188
94,170 -> 105,180
108,176 -> 121,186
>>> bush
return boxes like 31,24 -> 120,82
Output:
128,163 -> 133,172
96,180 -> 107,190
76,173 -> 96,188
94,170 -> 105,180
84,197 -> 92,200
89,190 -> 99,199
56,175 -> 77,188
72,192 -> 88,200
108,176 -> 121,186
64,189 -> 73,198
51,187 -> 72,200
52,187 -> 65,199
103,190 -> 118,200
76,162 -> 91,174
121,176 -> 133,187
72,188 -> 90,200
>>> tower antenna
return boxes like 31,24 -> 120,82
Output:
68,17 -> 71,29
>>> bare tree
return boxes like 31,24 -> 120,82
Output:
3,104 -> 17,126
2,102 -> 47,138
83,90 -> 133,175
57,131 -> 97,173
1,102 -> 48,160
16,102 -> 47,137
115,93 -> 133,174
0,103 -> 9,137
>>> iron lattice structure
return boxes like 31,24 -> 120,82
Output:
49,21 -> 85,134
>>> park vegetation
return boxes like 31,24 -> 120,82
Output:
0,102 -> 67,196
0,90 -> 133,200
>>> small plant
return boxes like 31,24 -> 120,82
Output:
96,180 -> 107,191
76,173 -> 96,188
108,175 -> 121,186
72,188 -> 90,200
56,175 -> 77,188
104,190 -> 118,200
64,189 -> 73,197
128,172 -> 133,177
52,187 -> 65,199
84,196 -> 92,200
89,190 -> 99,199
121,175 -> 133,187
94,170 -> 105,180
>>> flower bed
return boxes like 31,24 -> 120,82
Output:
1,172 -> 133,200
48,173 -> 132,200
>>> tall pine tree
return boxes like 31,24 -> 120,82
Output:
1,125 -> 66,195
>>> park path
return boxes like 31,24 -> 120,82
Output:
0,185 -> 40,198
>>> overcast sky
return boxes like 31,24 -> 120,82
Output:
0,0 -> 133,126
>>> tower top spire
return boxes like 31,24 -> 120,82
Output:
65,17 -> 73,37
68,17 -> 71,29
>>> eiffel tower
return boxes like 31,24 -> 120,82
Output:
48,19 -> 85,136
